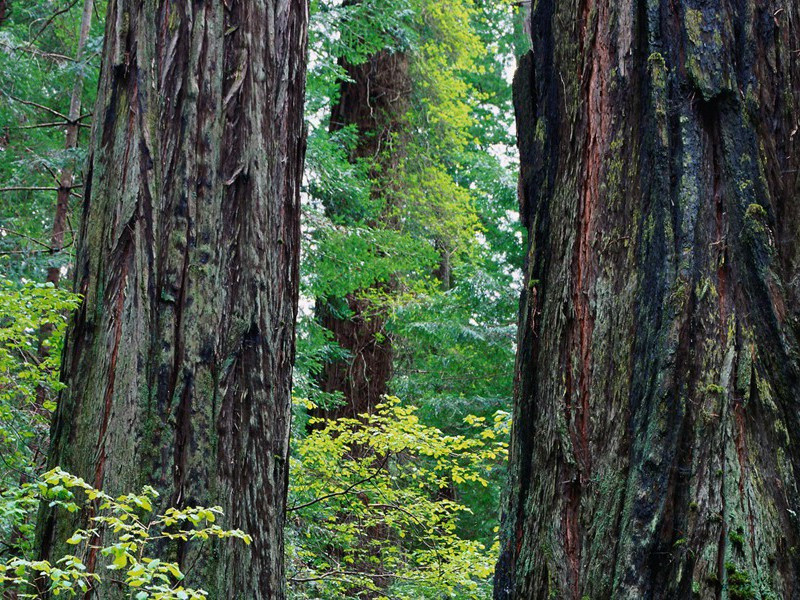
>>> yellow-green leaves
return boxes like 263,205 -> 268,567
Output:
0,469 -> 250,599
0,279 -> 81,487
287,397 -> 507,599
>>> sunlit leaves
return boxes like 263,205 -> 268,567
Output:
287,397 -> 508,599
1,468 -> 250,599
0,279 -> 80,489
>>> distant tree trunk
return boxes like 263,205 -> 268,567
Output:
497,1 -> 800,599
317,48 -> 410,418
0,1 -> 8,29
32,0 -> 94,433
37,1 -> 307,598
46,0 -> 93,288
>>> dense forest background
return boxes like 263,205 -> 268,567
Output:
0,0 -> 527,598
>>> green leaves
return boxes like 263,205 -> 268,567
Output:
0,279 -> 80,499
0,1 -> 105,280
287,397 -> 507,599
1,468 -> 250,599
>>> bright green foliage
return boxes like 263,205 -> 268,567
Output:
297,0 -> 524,560
303,0 -> 489,301
287,397 -> 509,599
1,468 -> 250,599
306,225 -> 439,301
0,278 -> 80,483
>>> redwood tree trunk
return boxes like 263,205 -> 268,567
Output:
497,1 -> 800,599
37,1 -> 307,598
317,48 -> 410,418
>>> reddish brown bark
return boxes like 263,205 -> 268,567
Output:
36,1 -> 308,598
497,1 -> 800,598
317,49 -> 410,419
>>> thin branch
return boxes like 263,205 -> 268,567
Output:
287,453 -> 390,512
13,121 -> 90,130
0,226 -> 54,250
4,93 -> 69,121
28,0 -> 81,46
289,569 -> 422,584
0,186 -> 60,192
0,184 -> 83,192
0,40 -> 77,62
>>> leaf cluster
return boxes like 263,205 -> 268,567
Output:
286,397 -> 508,599
1,468 -> 250,599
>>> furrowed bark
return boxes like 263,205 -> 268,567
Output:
317,47 -> 410,418
36,0 -> 308,598
497,1 -> 800,599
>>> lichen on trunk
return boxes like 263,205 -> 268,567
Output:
36,1 -> 308,598
497,1 -> 800,598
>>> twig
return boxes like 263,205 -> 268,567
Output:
13,121 -> 90,130
28,0 -> 81,46
4,93 -> 69,121
0,40 -> 77,62
0,226 -> 54,250
0,186 -> 60,192
287,453 -> 390,512
289,569 -> 420,584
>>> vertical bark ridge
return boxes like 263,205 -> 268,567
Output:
38,1 -> 308,598
497,0 -> 800,598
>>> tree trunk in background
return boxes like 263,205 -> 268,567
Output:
497,1 -> 799,599
318,49 -> 410,418
33,0 -> 94,427
46,0 -> 93,289
37,0 -> 307,597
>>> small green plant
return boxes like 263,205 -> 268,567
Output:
726,562 -> 757,600
729,526 -> 746,551
0,279 -> 81,484
0,468 -> 251,599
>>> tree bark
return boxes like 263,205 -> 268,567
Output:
317,48 -> 410,418
37,1 -> 308,598
497,1 -> 800,599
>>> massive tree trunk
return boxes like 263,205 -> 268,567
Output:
317,48 -> 410,418
497,1 -> 800,599
37,1 -> 307,598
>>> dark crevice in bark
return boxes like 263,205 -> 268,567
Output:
37,1 -> 308,598
499,0 -> 800,598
